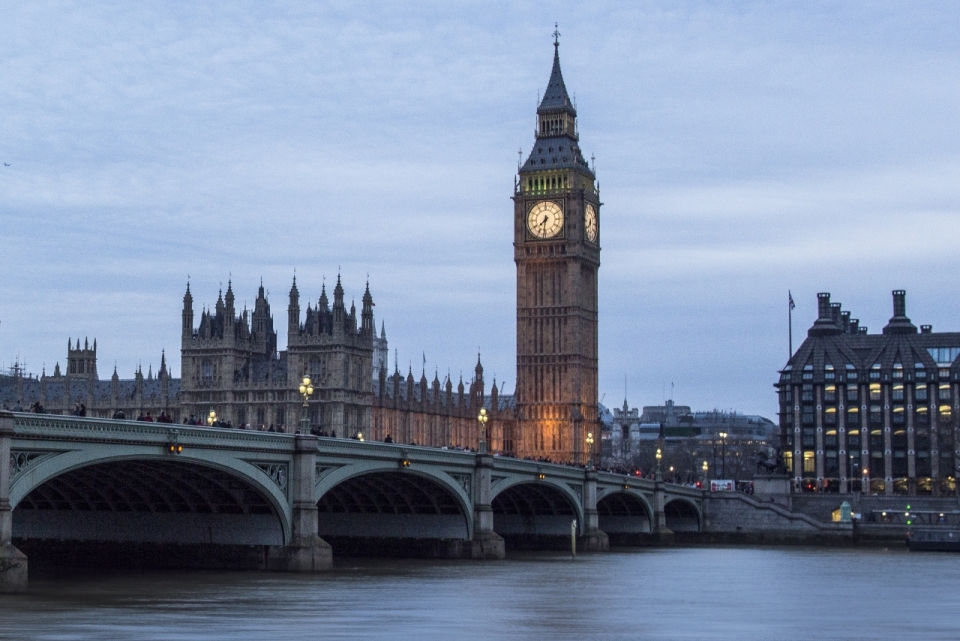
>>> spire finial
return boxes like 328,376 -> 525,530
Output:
553,22 -> 560,50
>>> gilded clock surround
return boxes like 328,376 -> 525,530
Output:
584,203 -> 598,243
527,201 -> 565,239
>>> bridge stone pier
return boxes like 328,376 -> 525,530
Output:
0,411 -> 704,591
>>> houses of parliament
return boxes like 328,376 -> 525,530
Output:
0,41 -> 602,465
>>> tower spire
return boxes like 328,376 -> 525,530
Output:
538,26 -> 574,115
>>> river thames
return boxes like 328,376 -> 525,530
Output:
0,546 -> 955,641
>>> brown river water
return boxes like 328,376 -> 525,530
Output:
0,547 -> 956,641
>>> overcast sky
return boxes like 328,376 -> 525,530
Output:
1,1 -> 958,418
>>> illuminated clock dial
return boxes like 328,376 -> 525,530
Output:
527,201 -> 564,239
584,203 -> 598,242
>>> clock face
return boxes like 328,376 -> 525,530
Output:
584,203 -> 598,242
527,201 -> 564,239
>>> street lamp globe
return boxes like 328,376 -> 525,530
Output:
299,376 -> 314,398
477,407 -> 489,454
207,409 -> 217,426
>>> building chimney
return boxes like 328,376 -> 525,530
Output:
817,293 -> 831,320
921,325 -> 932,334
809,292 -> 843,336
892,290 -> 906,318
883,289 -> 917,335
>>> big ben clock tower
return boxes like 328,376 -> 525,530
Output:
514,33 -> 600,464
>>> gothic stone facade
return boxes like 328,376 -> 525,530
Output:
514,41 -> 601,464
0,339 -> 179,420
179,277 -> 376,435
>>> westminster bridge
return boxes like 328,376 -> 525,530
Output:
0,410 -> 710,590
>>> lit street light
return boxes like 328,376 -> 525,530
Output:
477,407 -> 488,454
206,408 -> 217,427
719,431 -> 728,479
299,375 -> 314,434
586,431 -> 595,469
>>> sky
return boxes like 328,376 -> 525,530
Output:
1,1 -> 958,418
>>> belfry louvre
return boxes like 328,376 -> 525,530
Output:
778,290 -> 960,495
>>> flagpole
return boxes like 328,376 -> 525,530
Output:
788,291 -> 794,360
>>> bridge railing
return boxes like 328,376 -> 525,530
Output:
10,412 -> 294,450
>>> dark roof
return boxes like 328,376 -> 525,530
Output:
0,374 -> 180,407
521,137 -> 592,174
783,331 -> 960,386
538,46 -> 575,115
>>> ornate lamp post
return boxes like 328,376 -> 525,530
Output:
702,460 -> 709,487
585,431 -> 595,469
719,431 -> 728,478
298,375 -> 314,434
477,407 -> 488,454
655,446 -> 663,483
206,408 -> 217,427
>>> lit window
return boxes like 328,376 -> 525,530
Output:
915,386 -> 928,401
825,385 -> 836,402
869,383 -> 882,401
939,384 -> 951,400
847,387 -> 858,401
803,451 -> 815,473
939,405 -> 952,419
892,384 -> 904,401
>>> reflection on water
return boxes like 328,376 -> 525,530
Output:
1,547 -> 957,641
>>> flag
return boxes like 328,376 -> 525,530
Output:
788,291 -> 795,311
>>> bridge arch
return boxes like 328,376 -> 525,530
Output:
314,461 -> 473,546
11,452 -> 290,545
664,497 -> 702,532
490,478 -> 584,545
596,490 -> 652,537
